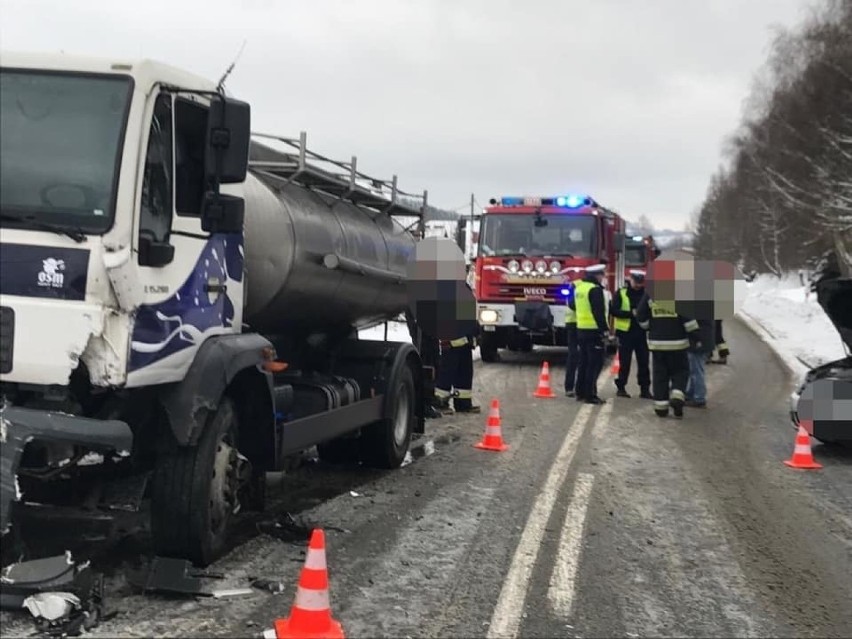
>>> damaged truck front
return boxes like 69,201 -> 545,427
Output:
1,52 -> 430,566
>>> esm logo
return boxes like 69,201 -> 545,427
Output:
38,258 -> 66,288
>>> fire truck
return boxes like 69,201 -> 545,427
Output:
622,235 -> 660,284
473,195 -> 627,362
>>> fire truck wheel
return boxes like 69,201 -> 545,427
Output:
479,333 -> 500,362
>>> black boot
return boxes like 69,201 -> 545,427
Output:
616,387 -> 631,398
671,398 -> 684,419
639,387 -> 653,400
654,408 -> 669,418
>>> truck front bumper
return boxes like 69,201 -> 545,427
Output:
0,406 -> 133,534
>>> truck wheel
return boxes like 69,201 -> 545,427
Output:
480,334 -> 499,363
150,398 -> 249,566
317,437 -> 361,465
361,364 -> 415,469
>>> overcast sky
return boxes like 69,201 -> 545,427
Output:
1,0 -> 812,229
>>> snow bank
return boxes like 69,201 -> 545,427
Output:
736,273 -> 847,379
358,321 -> 482,361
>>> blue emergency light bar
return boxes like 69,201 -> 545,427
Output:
495,195 -> 593,208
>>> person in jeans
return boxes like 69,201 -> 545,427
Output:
686,318 -> 714,408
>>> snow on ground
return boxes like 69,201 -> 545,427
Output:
737,273 -> 847,380
358,320 -> 482,361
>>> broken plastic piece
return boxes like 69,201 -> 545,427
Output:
127,557 -> 223,596
23,592 -> 81,621
211,588 -> 254,598
250,578 -> 286,594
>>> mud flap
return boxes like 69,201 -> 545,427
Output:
0,406 -> 133,535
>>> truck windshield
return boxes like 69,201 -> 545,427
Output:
0,70 -> 132,234
625,244 -> 647,266
479,213 -> 597,257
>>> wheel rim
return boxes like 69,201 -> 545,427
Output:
209,437 -> 246,537
392,383 -> 410,448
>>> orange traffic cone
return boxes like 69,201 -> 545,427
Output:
783,424 -> 822,470
267,529 -> 345,639
474,398 -> 510,452
533,362 -> 557,399
610,354 -> 620,375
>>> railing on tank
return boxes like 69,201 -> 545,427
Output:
249,131 -> 428,225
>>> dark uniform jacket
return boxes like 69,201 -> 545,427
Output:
635,294 -> 700,351
609,286 -> 646,335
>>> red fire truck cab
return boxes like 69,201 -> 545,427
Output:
622,235 -> 661,285
473,195 -> 627,362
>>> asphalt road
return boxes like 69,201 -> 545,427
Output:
2,318 -> 851,638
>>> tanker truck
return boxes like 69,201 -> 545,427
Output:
0,52 -> 434,565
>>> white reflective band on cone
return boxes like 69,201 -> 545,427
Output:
486,426 -> 501,435
304,548 -> 327,571
263,629 -> 276,639
794,444 -> 811,454
294,586 -> 331,612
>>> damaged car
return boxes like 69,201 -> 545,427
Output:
789,251 -> 852,445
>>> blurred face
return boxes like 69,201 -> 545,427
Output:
646,254 -> 746,320
631,278 -> 645,290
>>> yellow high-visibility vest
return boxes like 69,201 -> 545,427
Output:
574,280 -> 598,330
613,288 -> 631,333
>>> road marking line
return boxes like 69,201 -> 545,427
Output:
487,402 -> 602,639
547,471 -> 596,618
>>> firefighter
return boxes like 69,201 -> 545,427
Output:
563,280 -> 581,397
635,294 -> 701,418
434,331 -> 480,413
610,270 -> 652,399
570,263 -> 609,405
711,319 -> 730,364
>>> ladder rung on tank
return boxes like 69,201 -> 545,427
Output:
249,131 -> 428,219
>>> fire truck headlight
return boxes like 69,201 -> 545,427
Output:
549,261 -> 561,273
508,259 -> 520,273
521,260 -> 534,273
479,309 -> 499,324
535,260 -> 547,274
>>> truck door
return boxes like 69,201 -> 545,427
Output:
128,91 -> 244,384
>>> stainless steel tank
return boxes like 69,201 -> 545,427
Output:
242,170 -> 416,335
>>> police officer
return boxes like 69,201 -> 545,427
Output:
610,270 -> 652,399
563,279 -> 581,397
570,264 -> 609,405
635,295 -> 701,418
434,330 -> 480,413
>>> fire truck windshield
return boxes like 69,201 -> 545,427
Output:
625,244 -> 647,266
479,213 -> 597,257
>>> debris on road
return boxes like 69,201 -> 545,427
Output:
1,552 -> 106,636
127,557 -> 223,597
257,512 -> 314,543
251,579 -> 287,594
211,588 -> 255,599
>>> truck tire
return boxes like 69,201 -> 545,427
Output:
361,364 -> 415,469
480,333 -> 499,363
150,398 -> 248,566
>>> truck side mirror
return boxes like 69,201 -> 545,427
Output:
139,232 -> 175,267
201,192 -> 245,234
204,95 -> 251,185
